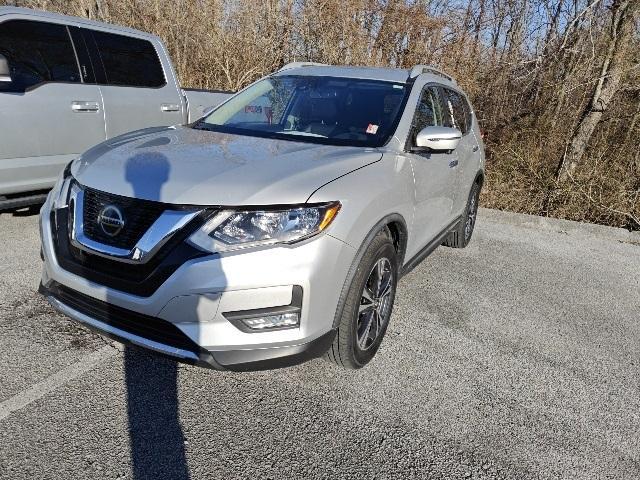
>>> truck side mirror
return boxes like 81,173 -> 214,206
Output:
0,54 -> 11,83
412,126 -> 461,153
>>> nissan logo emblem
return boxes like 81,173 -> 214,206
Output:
97,205 -> 125,237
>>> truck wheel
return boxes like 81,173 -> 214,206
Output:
325,229 -> 398,369
444,181 -> 481,248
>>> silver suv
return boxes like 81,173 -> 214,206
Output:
39,63 -> 485,371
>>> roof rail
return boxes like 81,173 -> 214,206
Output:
278,62 -> 328,72
408,65 -> 455,84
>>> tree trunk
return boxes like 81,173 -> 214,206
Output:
556,0 -> 636,182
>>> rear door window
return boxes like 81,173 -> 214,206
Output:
442,88 -> 471,134
91,31 -> 165,88
0,20 -> 80,92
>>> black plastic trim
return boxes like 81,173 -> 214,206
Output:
214,329 -> 336,372
39,280 -> 334,371
222,286 -> 303,333
401,216 -> 461,276
39,280 -> 211,358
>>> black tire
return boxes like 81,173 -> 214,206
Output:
325,229 -> 398,369
443,181 -> 481,248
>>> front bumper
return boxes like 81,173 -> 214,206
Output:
39,196 -> 356,371
39,281 -> 336,371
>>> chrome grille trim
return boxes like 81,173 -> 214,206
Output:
69,183 -> 202,264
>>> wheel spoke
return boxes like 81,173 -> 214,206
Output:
375,260 -> 384,295
358,312 -> 374,349
378,278 -> 392,300
373,310 -> 382,336
361,286 -> 374,304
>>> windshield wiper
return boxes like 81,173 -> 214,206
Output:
276,131 -> 328,138
191,121 -> 217,131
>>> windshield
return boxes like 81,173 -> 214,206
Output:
193,75 -> 409,147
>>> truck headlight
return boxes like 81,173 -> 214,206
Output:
188,202 -> 340,253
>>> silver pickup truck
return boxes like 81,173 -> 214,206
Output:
0,7 -> 231,210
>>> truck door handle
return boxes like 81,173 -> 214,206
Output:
161,103 -> 180,112
472,145 -> 479,152
71,101 -> 99,113
449,159 -> 459,168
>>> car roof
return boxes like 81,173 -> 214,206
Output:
0,6 -> 159,40
274,64 -> 457,88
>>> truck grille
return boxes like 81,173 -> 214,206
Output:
82,187 -> 166,250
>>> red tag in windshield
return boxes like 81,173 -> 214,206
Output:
366,124 -> 379,134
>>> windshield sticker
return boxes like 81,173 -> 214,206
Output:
366,124 -> 379,135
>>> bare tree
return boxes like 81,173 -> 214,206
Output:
3,0 -> 639,229
556,0 -> 637,182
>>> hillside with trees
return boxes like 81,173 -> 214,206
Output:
5,0 -> 639,229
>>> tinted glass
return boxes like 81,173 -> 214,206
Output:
0,20 -> 80,92
413,86 -> 443,134
92,31 -> 164,88
443,88 -> 471,134
196,75 -> 408,147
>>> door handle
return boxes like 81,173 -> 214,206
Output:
472,145 -> 479,152
449,159 -> 459,168
161,103 -> 180,112
71,101 -> 99,113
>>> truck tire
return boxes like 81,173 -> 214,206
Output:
325,229 -> 398,369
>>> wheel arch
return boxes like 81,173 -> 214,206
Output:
331,213 -> 408,329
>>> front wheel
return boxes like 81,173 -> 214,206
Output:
325,229 -> 398,369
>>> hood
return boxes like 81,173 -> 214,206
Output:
72,126 -> 382,205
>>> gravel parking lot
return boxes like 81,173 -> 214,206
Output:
0,208 -> 638,480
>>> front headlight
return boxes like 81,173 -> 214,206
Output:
188,202 -> 340,253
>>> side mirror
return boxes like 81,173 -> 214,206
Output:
202,105 -> 215,117
0,54 -> 11,83
412,126 -> 461,153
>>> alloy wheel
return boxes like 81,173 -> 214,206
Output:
357,257 -> 394,351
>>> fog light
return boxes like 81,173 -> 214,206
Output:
241,312 -> 299,330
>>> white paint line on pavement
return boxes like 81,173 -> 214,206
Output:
0,344 -> 120,421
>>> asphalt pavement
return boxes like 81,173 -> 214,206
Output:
0,207 -> 638,480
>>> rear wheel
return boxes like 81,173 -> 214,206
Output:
443,181 -> 481,248
325,229 -> 398,369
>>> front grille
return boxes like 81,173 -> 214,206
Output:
46,281 -> 202,354
82,187 -> 166,250
52,207 -> 211,297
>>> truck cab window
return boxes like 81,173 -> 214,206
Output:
0,20 -> 80,92
91,31 -> 165,88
